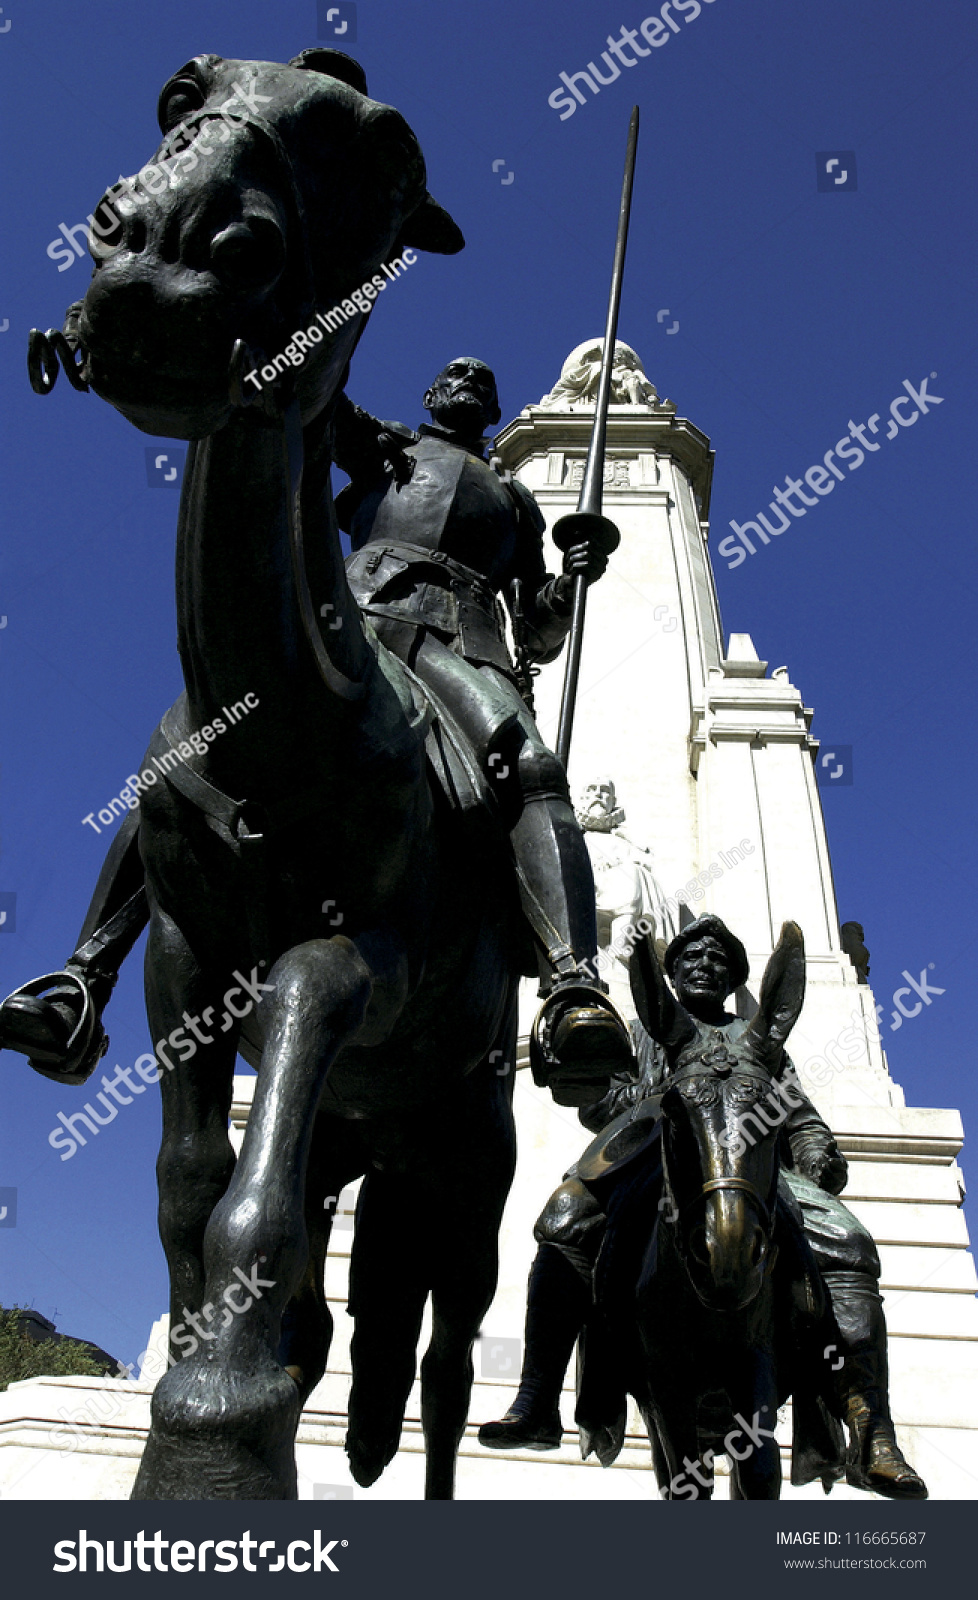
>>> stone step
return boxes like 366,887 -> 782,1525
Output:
845,1199 -> 971,1247
844,1160 -> 965,1205
879,1244 -> 978,1293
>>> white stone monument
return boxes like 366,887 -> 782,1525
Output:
3,343 -> 976,1501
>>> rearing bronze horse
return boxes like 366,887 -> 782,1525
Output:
17,48 -> 567,1501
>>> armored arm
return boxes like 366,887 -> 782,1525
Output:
507,482 -> 575,665
332,393 -> 418,486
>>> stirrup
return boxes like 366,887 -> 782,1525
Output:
0,968 -> 108,1087
530,981 -> 635,1107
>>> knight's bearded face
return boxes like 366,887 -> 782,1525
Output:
424,358 -> 500,435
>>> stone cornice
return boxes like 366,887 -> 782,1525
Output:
494,408 -> 715,518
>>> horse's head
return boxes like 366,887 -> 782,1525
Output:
35,49 -> 462,438
634,920 -> 807,1311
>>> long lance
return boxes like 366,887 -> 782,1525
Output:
553,105 -> 639,772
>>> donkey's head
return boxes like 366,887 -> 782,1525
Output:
40,49 -> 462,438
631,919 -> 806,1311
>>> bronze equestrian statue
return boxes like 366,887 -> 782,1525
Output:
480,916 -> 926,1501
3,47 -> 629,1499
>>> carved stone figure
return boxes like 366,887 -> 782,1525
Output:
479,915 -> 926,1501
841,921 -> 871,984
578,777 -> 678,975
537,339 -> 674,412
568,457 -> 631,490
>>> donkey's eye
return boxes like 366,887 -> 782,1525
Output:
159,78 -> 206,131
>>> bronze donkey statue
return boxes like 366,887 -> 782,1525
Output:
576,923 -> 845,1498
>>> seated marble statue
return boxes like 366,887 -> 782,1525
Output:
537,339 -> 673,412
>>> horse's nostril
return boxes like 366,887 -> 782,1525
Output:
90,196 -> 126,253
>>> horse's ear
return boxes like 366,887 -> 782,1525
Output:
630,934 -> 697,1056
747,921 -> 806,1051
396,192 -> 465,255
290,49 -> 369,97
358,107 -> 464,256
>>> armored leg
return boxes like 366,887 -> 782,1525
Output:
785,1172 -> 927,1499
0,807 -> 149,1084
478,1178 -> 604,1451
382,632 -> 634,1102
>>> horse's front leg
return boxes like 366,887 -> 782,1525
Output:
134,935 -> 376,1501
143,908 -> 240,1363
647,1381 -> 707,1499
725,1358 -> 782,1500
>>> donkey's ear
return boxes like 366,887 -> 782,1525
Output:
630,934 -> 697,1055
747,921 -> 806,1051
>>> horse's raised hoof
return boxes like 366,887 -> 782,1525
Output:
0,968 -> 108,1087
846,1423 -> 928,1500
477,1408 -> 562,1452
131,1359 -> 300,1500
530,983 -> 635,1107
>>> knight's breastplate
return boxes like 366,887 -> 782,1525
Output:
349,437 -> 519,585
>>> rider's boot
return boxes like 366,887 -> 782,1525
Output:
824,1271 -> 928,1500
478,1243 -> 590,1451
511,795 -> 635,1106
0,813 -> 148,1086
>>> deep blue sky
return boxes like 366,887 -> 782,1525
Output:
1,0 -> 976,1371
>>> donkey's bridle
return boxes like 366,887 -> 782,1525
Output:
689,1175 -> 774,1232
